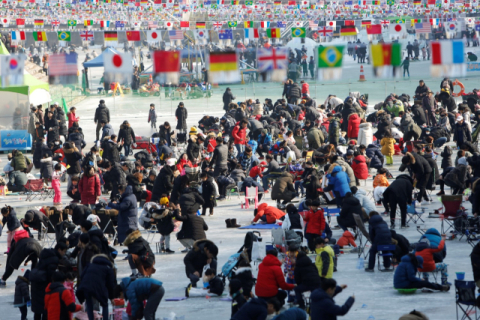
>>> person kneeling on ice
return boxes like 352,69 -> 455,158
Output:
415,232 -> 449,286
114,277 -> 165,320
184,240 -> 218,289
251,203 -> 286,224
394,253 -> 450,292
186,268 -> 224,297
231,297 -> 282,320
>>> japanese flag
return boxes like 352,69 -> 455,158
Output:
327,20 -> 336,28
389,23 -> 405,35
165,21 -> 173,29
1,17 -> 10,26
147,30 -> 161,42
103,52 -> 133,79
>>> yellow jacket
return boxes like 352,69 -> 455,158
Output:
315,245 -> 335,279
380,137 -> 396,156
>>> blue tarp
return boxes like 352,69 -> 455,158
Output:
82,47 -> 119,68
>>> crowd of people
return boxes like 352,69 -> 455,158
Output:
1,73 -> 480,320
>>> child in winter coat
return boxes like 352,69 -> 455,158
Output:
229,279 -> 247,318
380,131 -> 396,165
63,272 -> 75,302
186,268 -> 224,297
148,104 -> 157,130
303,199 -> 326,252
14,269 -> 30,320
151,206 -> 175,254
373,168 -> 390,188
52,163 -> 63,205
337,230 -> 357,248
66,176 -> 81,203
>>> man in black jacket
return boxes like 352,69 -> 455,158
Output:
293,250 -> 323,309
151,158 -> 176,202
183,239 -> 218,288
118,120 -> 136,158
94,100 -> 110,141
400,152 -> 432,204
64,203 -> 91,226
222,88 -> 235,111
411,104 -> 427,126
289,82 -> 302,105
102,134 -> 122,165
383,174 -> 414,229
414,80 -> 429,99
104,161 -> 127,201
186,134 -> 204,163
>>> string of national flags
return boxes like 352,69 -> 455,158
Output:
0,40 -> 467,88
8,19 -> 476,43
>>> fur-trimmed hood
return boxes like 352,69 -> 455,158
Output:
120,123 -> 131,130
192,239 -> 215,252
327,164 -> 342,175
152,208 -> 171,220
234,267 -> 253,275
63,145 -> 78,154
405,152 -> 416,164
123,229 -> 142,246
189,135 -> 198,143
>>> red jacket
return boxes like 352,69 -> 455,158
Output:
44,282 -> 82,320
232,124 -> 247,145
351,155 -> 369,180
67,112 -> 79,129
321,120 -> 329,133
347,114 -> 361,139
298,110 -> 305,121
206,138 -> 217,153
78,173 -> 101,205
304,208 -> 325,235
255,254 -> 295,297
302,83 -> 310,94
415,239 -> 445,272
253,203 -> 285,223
249,164 -> 265,178
337,230 -> 357,248
177,159 -> 193,173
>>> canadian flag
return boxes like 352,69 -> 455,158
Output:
147,30 -> 161,42
165,21 -> 173,29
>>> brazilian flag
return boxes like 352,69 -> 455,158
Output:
228,21 -> 237,27
67,19 -> 77,26
291,27 -> 306,38
58,31 -> 71,41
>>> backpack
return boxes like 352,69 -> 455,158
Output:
238,231 -> 262,261
221,252 -> 241,278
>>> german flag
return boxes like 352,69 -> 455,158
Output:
413,0 -> 421,4
209,51 -> 238,72
196,21 -> 206,28
361,20 -> 371,26
104,31 -> 118,41
34,19 -> 44,26
340,26 -> 358,36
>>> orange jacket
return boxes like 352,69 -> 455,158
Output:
415,239 -> 445,272
373,173 -> 390,188
253,203 -> 286,223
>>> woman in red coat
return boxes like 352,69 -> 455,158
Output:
347,113 -> 361,139
351,155 -> 369,180
303,199 -> 326,252
67,107 -> 79,129
255,250 -> 295,304
78,167 -> 101,207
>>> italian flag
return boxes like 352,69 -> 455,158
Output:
266,28 -> 281,38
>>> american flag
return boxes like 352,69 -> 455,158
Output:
415,22 -> 432,33
168,30 -> 184,40
48,53 -> 78,76
309,20 -> 318,29
148,21 -> 158,28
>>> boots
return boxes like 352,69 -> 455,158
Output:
225,219 -> 232,228
230,219 -> 241,228
441,277 -> 452,286
441,284 -> 451,291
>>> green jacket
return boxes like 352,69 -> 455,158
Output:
10,151 -> 31,172
401,59 -> 410,69
307,127 -> 324,149
328,119 -> 340,143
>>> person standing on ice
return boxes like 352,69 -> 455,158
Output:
94,99 -> 110,142
400,57 -> 410,77
175,102 -> 188,134
148,103 -> 157,131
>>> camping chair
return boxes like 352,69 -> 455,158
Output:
455,280 -> 480,320
353,214 -> 371,259
439,195 -> 463,234
142,223 -> 158,243
97,213 -> 118,245
24,179 -> 47,201
377,244 -> 395,272
244,187 -> 259,209
40,220 -> 57,248
271,228 -> 286,252
406,201 -> 426,224
324,207 -> 340,224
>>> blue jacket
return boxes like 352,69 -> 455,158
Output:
272,308 -> 307,320
109,185 -> 138,243
310,288 -> 355,320
248,140 -> 258,154
393,255 -> 424,289
366,144 -> 384,169
257,133 -> 273,147
368,214 -> 391,246
231,297 -> 268,320
326,166 -> 351,197
3,208 -> 21,232
419,228 -> 446,262
120,277 -> 163,318
101,123 -> 115,140
77,254 -> 116,306
353,189 -> 376,215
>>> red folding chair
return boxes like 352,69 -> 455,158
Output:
438,195 -> 463,235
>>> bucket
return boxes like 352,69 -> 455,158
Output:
456,272 -> 465,280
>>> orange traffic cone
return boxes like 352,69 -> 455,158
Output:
149,74 -> 153,84
359,65 -> 366,82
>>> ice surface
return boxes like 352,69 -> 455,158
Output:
0,49 -> 478,319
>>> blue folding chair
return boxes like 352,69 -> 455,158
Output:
406,201 -> 426,224
377,244 -> 396,272
455,280 -> 480,320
